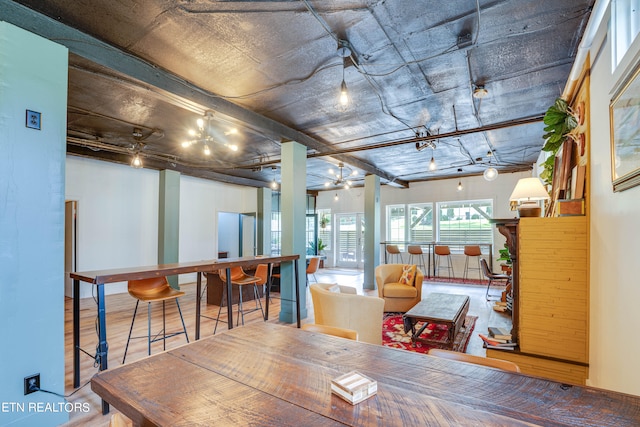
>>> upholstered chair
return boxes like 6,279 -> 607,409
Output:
375,263 -> 424,312
309,283 -> 385,345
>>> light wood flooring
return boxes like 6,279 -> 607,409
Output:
61,268 -> 510,426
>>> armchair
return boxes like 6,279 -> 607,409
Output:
375,264 -> 424,312
309,283 -> 385,345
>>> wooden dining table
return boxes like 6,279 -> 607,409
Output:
71,254 -> 300,414
91,322 -> 640,426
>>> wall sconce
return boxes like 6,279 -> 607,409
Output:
509,177 -> 550,217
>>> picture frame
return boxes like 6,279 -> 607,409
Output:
610,63 -> 640,192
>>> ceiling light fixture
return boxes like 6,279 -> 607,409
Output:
483,151 -> 498,181
337,58 -> 350,111
270,166 -> 279,190
182,111 -> 238,156
334,193 -> 339,201
326,162 -> 357,189
131,128 -> 144,168
457,168 -> 463,191
429,154 -> 436,171
473,85 -> 488,99
131,154 -> 143,168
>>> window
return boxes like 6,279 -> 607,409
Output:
386,204 -> 406,243
385,200 -> 493,250
317,209 -> 331,251
436,200 -> 493,246
270,193 -> 318,256
613,0 -> 640,70
408,203 -> 433,242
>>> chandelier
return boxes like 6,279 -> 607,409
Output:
181,111 -> 238,156
325,162 -> 357,189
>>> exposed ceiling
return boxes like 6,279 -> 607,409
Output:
3,0 -> 594,190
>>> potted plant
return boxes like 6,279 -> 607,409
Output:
319,214 -> 330,229
307,238 -> 327,256
540,98 -> 579,186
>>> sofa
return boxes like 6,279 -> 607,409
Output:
375,264 -> 424,312
309,283 -> 385,345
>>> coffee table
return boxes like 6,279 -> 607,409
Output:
403,293 -> 470,349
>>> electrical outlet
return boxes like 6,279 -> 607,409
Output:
24,374 -> 40,395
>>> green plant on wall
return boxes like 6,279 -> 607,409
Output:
497,243 -> 512,265
540,98 -> 578,186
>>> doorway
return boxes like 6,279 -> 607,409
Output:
64,200 -> 77,297
217,211 -> 256,258
335,213 -> 365,268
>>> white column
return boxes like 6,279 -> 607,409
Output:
364,174 -> 381,290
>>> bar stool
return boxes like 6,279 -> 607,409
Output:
407,245 -> 426,272
122,277 -> 189,364
214,266 -> 264,334
254,263 -> 277,304
434,245 -> 454,278
386,244 -> 403,263
463,245 -> 483,280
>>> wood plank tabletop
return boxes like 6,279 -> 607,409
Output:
91,322 -> 640,427
70,254 -> 299,284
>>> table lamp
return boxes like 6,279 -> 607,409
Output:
509,177 -> 550,217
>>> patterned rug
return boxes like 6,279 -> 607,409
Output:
382,313 -> 477,354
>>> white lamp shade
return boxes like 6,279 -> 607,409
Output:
509,177 -> 549,202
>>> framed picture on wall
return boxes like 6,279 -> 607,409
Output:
610,62 -> 640,192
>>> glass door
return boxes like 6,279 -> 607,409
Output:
336,213 -> 365,268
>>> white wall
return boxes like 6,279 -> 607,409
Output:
66,159 -> 258,296
587,5 -> 640,395
0,23 -> 69,426
317,170 -> 530,268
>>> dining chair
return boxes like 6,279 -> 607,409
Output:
480,258 -> 511,301
463,245 -> 483,280
434,245 -> 454,278
427,348 -> 521,372
122,276 -> 189,364
301,323 -> 358,340
214,266 -> 264,333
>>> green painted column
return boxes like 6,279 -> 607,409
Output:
158,169 -> 180,289
364,174 -> 381,290
257,187 -> 272,255
279,141 -> 308,322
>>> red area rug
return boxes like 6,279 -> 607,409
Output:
382,313 -> 477,354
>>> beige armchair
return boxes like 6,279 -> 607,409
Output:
375,264 -> 424,312
309,283 -> 385,345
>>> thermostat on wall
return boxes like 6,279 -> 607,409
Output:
26,110 -> 41,130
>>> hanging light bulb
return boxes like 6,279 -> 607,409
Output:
203,144 -> 211,156
339,80 -> 349,107
131,154 -> 142,168
334,193 -> 339,201
483,150 -> 498,181
337,58 -> 350,111
457,180 -> 463,191
483,167 -> 498,181
429,156 -> 436,171
270,166 -> 278,190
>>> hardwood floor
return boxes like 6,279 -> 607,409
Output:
61,268 -> 510,426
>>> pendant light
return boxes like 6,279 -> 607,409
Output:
429,149 -> 436,171
131,154 -> 142,168
270,166 -> 279,190
483,151 -> 498,181
337,58 -> 350,111
457,168 -> 463,191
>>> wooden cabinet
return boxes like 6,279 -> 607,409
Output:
488,216 -> 589,385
